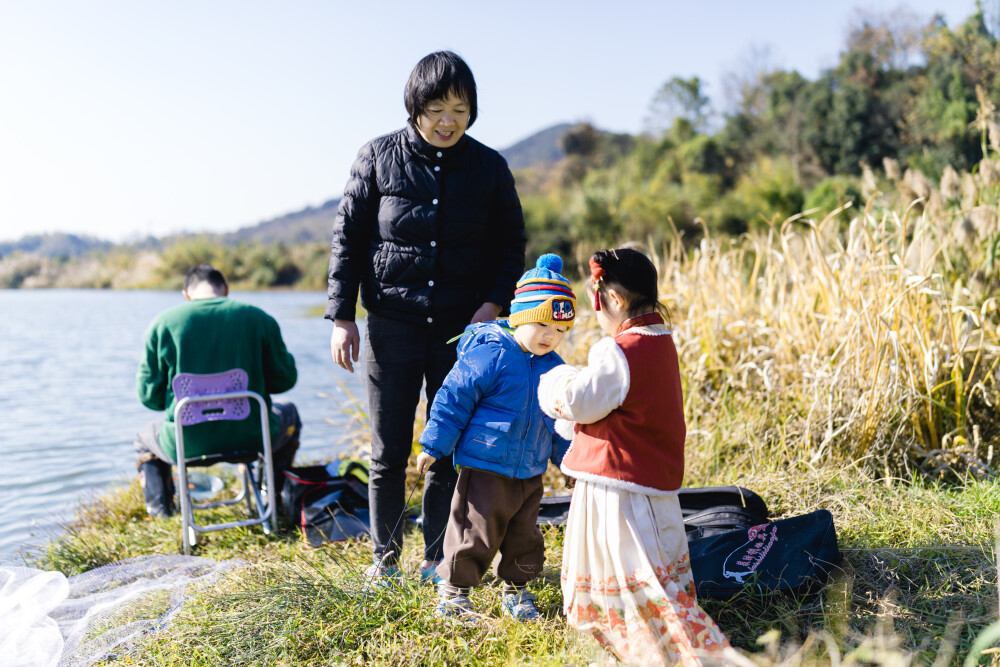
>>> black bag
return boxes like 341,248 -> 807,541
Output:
537,494 -> 574,525
679,485 -> 769,539
535,485 -> 768,537
688,509 -> 843,598
281,461 -> 371,548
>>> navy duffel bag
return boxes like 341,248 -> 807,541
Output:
688,509 -> 843,598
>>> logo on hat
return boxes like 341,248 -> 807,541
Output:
552,298 -> 575,321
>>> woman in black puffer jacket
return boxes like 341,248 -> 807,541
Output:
325,51 -> 526,584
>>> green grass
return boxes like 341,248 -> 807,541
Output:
28,467 -> 998,665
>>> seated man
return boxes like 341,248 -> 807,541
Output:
133,264 -> 301,518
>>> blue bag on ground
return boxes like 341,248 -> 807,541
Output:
687,509 -> 843,598
281,461 -> 371,548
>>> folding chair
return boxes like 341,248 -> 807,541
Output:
172,369 -> 277,554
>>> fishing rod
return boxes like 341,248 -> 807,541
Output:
359,469 -> 426,593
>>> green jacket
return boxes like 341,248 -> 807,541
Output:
136,297 -> 297,462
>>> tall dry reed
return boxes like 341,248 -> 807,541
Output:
633,207 -> 1000,483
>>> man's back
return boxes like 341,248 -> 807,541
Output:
136,296 -> 297,462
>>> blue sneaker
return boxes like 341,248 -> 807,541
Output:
435,594 -> 477,623
501,590 -> 540,621
420,560 -> 444,586
362,562 -> 402,592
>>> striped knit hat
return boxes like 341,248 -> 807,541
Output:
508,254 -> 576,329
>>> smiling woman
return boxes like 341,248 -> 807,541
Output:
324,49 -> 527,588
404,52 -> 477,150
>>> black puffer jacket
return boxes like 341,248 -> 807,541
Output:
325,124 -> 526,330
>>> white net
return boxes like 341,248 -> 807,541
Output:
0,555 -> 240,667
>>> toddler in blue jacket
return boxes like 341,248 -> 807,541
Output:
416,254 -> 575,621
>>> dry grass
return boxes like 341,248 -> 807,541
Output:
585,206 -> 1000,483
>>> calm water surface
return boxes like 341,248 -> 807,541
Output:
0,289 -> 365,563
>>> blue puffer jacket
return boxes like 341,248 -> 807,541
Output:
419,321 -> 570,479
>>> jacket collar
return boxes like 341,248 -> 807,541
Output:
405,122 -> 469,164
462,319 -> 537,358
616,312 -> 665,335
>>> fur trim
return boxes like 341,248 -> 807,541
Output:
560,464 -> 680,496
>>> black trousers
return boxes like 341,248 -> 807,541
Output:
364,311 -> 461,565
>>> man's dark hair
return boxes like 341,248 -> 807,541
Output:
184,264 -> 228,292
404,51 -> 478,128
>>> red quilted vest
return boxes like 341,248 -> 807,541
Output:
561,314 -> 686,493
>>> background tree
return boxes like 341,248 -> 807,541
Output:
643,76 -> 712,137
844,6 -> 926,71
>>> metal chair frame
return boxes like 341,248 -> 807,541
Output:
173,381 -> 277,555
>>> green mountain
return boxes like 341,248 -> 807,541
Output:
220,198 -> 341,245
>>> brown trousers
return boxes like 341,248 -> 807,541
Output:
436,467 -> 545,589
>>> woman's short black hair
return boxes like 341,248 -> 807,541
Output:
404,51 -> 478,128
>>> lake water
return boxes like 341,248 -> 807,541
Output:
0,289 -> 365,563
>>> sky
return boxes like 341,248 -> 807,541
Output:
0,1 -> 977,243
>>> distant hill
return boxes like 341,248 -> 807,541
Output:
500,123 -> 572,169
0,233 -> 111,258
220,198 -> 341,245
215,123 -> 576,245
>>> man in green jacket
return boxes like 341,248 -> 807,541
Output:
133,264 -> 301,518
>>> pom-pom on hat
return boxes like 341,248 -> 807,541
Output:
508,253 -> 576,329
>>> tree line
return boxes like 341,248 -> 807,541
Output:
519,5 -> 1000,271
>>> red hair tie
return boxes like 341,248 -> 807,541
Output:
588,257 -> 604,311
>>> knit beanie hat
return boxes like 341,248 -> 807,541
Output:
508,253 -> 576,329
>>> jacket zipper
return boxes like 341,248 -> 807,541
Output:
514,353 -> 536,473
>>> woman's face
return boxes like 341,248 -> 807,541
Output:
415,92 -> 470,148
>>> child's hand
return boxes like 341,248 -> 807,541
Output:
416,451 -> 437,475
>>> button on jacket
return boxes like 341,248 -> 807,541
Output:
325,124 -> 527,330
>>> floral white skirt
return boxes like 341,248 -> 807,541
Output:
561,480 -> 730,666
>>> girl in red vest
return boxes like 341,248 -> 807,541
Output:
539,248 -> 730,666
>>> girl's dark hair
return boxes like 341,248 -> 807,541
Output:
185,264 -> 227,292
404,51 -> 478,128
591,248 -> 671,321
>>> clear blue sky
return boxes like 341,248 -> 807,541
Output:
0,1 -> 975,243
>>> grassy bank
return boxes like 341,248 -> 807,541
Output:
31,205 -> 1000,664
31,467 -> 998,665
